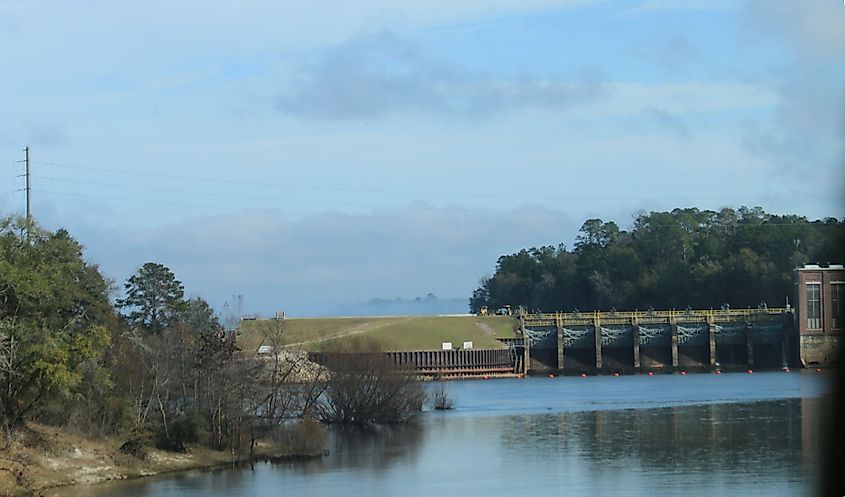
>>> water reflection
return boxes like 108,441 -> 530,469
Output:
321,423 -> 425,472
49,376 -> 827,497
500,399 -> 820,479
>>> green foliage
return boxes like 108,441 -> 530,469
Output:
0,216 -> 323,460
0,217 -> 115,431
155,410 -> 206,452
471,207 -> 845,312
119,262 -> 186,334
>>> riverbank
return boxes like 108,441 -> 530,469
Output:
0,422 -> 324,496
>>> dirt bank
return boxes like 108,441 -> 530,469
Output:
0,422 -> 323,497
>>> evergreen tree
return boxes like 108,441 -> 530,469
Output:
119,262 -> 185,335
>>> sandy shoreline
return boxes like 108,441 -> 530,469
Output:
0,423 -> 322,497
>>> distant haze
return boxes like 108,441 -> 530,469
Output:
330,294 -> 468,318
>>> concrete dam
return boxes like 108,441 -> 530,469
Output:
307,308 -> 797,377
513,308 -> 795,374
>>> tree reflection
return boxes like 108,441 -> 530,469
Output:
499,398 -> 823,480
318,423 -> 425,472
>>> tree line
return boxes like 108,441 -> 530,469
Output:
0,216 -> 425,464
470,207 -> 845,313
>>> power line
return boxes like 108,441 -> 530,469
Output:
32,159 -> 543,200
35,189 -> 841,229
22,157 -> 843,231
33,189 -> 583,227
32,159 -> 837,203
33,175 -> 501,213
36,189 -> 238,212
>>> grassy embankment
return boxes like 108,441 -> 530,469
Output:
237,315 -> 516,353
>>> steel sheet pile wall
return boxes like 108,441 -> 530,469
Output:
308,349 -> 516,378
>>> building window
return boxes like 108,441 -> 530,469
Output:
833,284 -> 843,330
807,283 -> 821,330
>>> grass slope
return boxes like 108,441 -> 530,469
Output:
238,315 -> 515,352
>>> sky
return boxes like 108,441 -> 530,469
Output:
1,0 -> 843,316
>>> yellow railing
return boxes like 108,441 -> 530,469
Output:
524,308 -> 788,326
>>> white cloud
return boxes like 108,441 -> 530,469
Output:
742,0 -> 845,58
737,0 -> 845,181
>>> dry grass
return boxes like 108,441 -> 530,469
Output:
0,422 -> 324,496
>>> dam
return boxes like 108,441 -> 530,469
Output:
513,308 -> 795,374
306,308 -> 797,377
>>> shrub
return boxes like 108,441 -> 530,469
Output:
274,419 -> 326,457
119,431 -> 149,460
430,383 -> 453,410
155,411 -> 205,452
317,339 -> 426,425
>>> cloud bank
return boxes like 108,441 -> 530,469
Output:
276,32 -> 607,119
70,205 -> 581,316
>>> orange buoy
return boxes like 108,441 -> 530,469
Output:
647,371 -> 654,376
580,373 -> 587,378
548,373 -> 555,378
613,372 -> 620,377
816,368 -> 822,373
747,369 -> 753,374
783,368 -> 790,373
715,370 -> 721,374
680,371 -> 686,375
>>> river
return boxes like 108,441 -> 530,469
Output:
52,371 -> 830,497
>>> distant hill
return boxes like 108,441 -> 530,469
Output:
331,293 -> 467,317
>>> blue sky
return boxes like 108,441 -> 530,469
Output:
1,0 -> 843,316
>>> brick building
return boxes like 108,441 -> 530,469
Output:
795,264 -> 843,366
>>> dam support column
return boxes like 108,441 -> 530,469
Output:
632,318 -> 641,369
707,316 -> 717,368
745,322 -> 755,368
670,316 -> 679,369
556,313 -> 564,371
520,312 -> 530,375
780,313 -> 791,368
594,313 -> 603,369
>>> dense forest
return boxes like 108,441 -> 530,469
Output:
470,207 -> 845,313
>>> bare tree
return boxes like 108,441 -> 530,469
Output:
316,340 -> 426,425
430,382 -> 453,410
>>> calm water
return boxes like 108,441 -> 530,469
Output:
52,371 -> 830,497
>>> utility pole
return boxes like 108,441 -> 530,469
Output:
16,146 -> 32,238
24,146 -> 31,225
